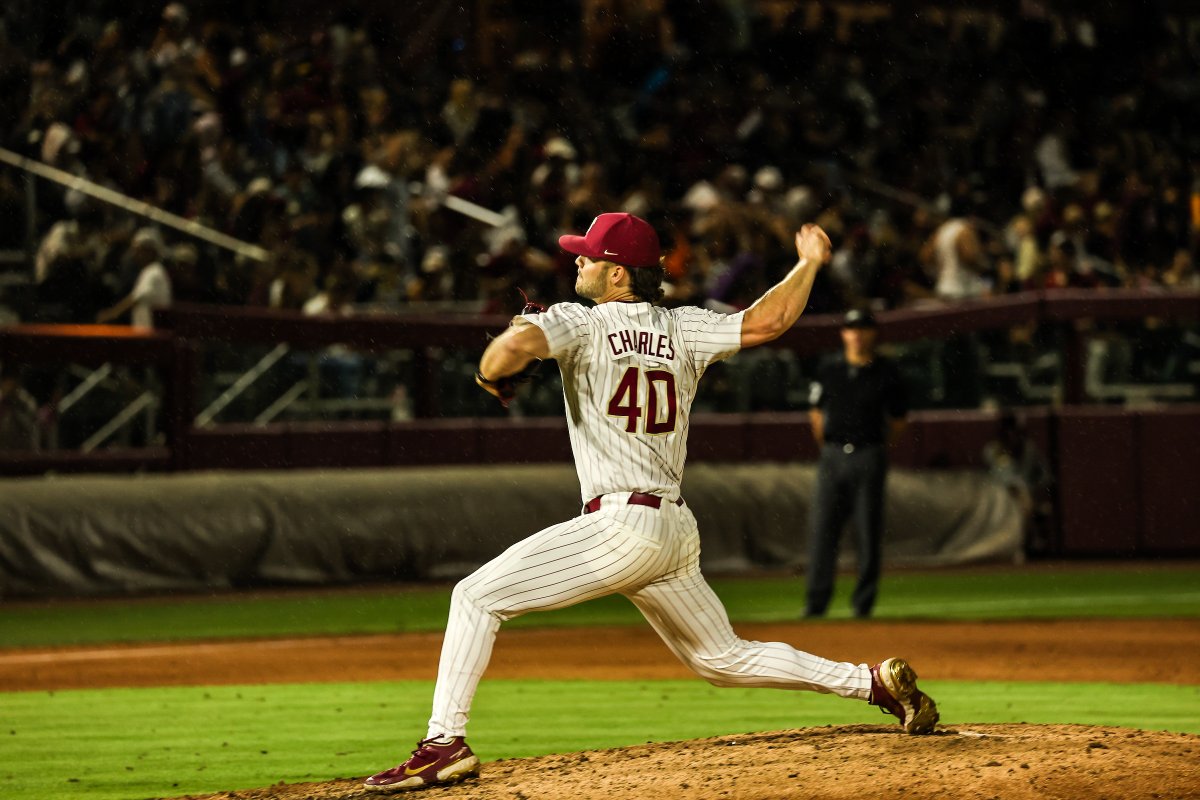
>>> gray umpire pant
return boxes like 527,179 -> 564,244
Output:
806,442 -> 888,617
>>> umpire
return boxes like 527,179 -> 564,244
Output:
805,309 -> 908,618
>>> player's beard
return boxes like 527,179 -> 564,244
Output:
575,272 -> 604,300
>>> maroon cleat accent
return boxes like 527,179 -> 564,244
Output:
869,657 -> 940,735
364,736 -> 480,793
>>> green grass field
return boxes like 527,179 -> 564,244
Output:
3,565 -> 1198,647
2,564 -> 1198,800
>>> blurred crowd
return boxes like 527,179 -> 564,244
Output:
1,0 -> 1200,331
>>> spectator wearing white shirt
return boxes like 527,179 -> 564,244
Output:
96,228 -> 172,329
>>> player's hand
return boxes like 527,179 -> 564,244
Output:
795,224 -> 832,266
475,370 -> 517,407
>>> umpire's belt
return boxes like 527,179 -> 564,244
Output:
584,492 -> 684,514
825,441 -> 882,454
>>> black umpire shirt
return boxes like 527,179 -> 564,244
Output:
809,355 -> 907,446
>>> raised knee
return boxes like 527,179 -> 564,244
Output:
450,578 -> 511,622
450,579 -> 486,614
449,579 -> 472,605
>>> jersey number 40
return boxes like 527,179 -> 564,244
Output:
607,366 -> 678,435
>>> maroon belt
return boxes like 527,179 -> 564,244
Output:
583,492 -> 684,514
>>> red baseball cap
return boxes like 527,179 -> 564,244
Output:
558,212 -> 661,268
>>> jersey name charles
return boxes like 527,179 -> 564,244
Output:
606,326 -> 677,363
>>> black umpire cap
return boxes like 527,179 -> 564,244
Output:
842,309 -> 877,329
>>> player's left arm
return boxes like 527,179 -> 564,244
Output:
740,224 -> 832,349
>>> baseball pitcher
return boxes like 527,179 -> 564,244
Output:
364,213 -> 938,793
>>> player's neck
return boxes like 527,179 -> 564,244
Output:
594,289 -> 641,305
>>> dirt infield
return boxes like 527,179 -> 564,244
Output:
4,619 -> 1199,690
4,619 -> 1199,800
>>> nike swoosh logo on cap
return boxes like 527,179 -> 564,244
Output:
603,250 -> 618,256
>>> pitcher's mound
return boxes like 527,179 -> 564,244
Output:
176,723 -> 1199,800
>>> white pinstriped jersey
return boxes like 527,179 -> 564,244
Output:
425,298 -> 877,742
524,301 -> 745,502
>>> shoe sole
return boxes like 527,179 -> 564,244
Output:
363,756 -> 481,793
879,658 -> 939,735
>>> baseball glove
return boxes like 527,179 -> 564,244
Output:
476,289 -> 546,407
514,287 -> 547,317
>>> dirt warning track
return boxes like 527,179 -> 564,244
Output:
2,618 -> 1198,691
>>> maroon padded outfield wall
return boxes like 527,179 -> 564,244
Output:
1138,408 -> 1200,553
1056,409 -> 1142,556
1054,407 -> 1200,557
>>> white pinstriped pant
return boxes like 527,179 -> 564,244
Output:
427,493 -> 872,738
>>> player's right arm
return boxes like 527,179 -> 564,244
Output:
740,224 -> 832,349
478,320 -> 550,382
